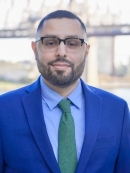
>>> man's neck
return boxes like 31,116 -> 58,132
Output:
42,78 -> 79,98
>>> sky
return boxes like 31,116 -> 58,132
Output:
0,38 -> 34,62
115,36 -> 130,66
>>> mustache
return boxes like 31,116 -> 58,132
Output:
48,58 -> 74,67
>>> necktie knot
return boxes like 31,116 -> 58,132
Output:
58,100 -> 71,113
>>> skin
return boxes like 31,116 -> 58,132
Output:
31,18 -> 90,97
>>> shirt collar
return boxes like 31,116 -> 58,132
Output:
40,76 -> 83,110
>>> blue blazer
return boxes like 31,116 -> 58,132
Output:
0,77 -> 130,173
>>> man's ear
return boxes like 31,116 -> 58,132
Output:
31,41 -> 37,54
85,44 -> 90,57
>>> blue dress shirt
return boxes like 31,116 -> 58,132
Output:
40,76 -> 85,161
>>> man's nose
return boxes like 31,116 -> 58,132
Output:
55,41 -> 67,57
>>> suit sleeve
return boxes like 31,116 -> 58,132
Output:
0,136 -> 4,173
114,102 -> 130,173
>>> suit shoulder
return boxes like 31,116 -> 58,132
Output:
86,84 -> 126,103
0,84 -> 30,100
0,77 -> 40,103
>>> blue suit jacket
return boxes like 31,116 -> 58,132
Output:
0,77 -> 130,173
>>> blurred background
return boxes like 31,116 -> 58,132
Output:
0,0 -> 130,106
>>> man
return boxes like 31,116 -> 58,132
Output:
0,10 -> 130,173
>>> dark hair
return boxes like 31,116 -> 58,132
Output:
36,10 -> 87,38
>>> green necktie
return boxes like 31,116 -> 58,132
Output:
58,99 -> 77,173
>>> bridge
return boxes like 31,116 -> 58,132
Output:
1,24 -> 130,38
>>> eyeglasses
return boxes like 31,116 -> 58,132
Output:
35,37 -> 87,53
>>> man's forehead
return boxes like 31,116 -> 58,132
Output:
43,18 -> 81,28
39,18 -> 86,37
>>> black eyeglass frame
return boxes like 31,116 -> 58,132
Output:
35,37 -> 87,46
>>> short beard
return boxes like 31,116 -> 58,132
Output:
35,52 -> 86,88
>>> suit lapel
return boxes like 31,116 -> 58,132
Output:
22,78 -> 60,173
76,80 -> 102,173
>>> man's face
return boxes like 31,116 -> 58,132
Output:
32,18 -> 90,88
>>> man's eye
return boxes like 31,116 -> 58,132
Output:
45,41 -> 56,46
68,42 -> 77,47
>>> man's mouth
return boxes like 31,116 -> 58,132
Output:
51,62 -> 71,70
